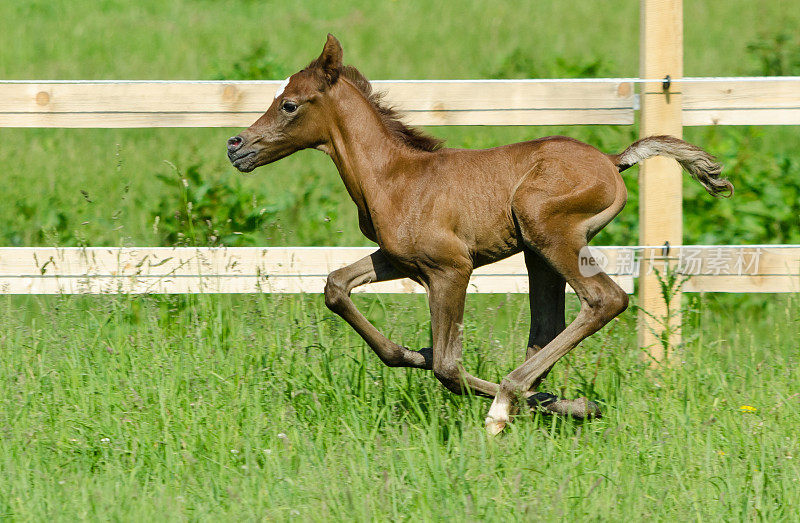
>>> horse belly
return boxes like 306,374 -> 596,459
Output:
470,218 -> 521,268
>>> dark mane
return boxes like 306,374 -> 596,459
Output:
339,66 -> 445,152
306,60 -> 444,152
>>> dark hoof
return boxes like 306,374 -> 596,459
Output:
526,391 -> 559,408
527,392 -> 602,420
415,347 -> 433,369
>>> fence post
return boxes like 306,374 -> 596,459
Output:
638,0 -> 683,359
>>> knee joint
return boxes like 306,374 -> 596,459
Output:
499,377 -> 525,396
434,361 -> 464,394
604,286 -> 629,319
324,273 -> 348,312
583,286 -> 628,324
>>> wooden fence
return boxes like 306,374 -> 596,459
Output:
1,77 -> 798,128
0,246 -> 796,295
2,0 -> 799,355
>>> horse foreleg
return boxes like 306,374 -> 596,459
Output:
324,249 -> 431,369
425,269 -> 499,398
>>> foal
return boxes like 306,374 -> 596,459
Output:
227,35 -> 732,434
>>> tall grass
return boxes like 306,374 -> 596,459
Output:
1,293 -> 798,519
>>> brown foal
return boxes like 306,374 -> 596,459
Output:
227,35 -> 732,434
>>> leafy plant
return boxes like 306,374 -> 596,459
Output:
489,47 -> 611,79
150,160 -> 346,247
8,197 -> 74,246
216,42 -> 293,80
746,32 -> 800,76
643,261 -> 690,361
684,127 -> 800,245
152,161 -> 275,246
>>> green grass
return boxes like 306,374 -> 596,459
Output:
1,292 -> 798,520
1,0 -> 800,519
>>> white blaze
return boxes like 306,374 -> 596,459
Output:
274,77 -> 291,99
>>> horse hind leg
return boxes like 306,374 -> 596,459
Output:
522,240 -> 607,421
487,242 -> 627,433
486,179 -> 628,434
523,248 -> 565,387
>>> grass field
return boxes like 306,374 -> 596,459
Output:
1,293 -> 798,519
1,0 -> 800,520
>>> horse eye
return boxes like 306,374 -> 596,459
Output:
282,101 -> 298,113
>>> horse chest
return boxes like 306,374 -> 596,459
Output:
357,209 -> 378,243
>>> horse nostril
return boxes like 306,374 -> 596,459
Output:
227,135 -> 244,151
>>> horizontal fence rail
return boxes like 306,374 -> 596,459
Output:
680,77 -> 800,126
0,246 -> 796,295
0,79 -> 636,127
1,77 -> 798,128
0,247 -> 631,294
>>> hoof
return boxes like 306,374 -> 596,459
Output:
485,416 -> 507,436
527,392 -> 602,420
403,346 -> 432,369
416,347 -> 433,364
485,395 -> 514,436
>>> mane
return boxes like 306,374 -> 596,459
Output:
334,65 -> 445,152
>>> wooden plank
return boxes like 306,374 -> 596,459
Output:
384,80 -> 635,125
3,78 -> 798,128
685,246 -> 800,293
0,247 -> 377,277
0,80 -> 635,127
682,79 -> 800,126
639,246 -> 800,293
0,246 -> 636,278
683,275 -> 800,293
638,0 -> 684,358
0,113 -> 254,128
0,247 -> 640,295
0,246 -> 797,295
684,108 -> 800,127
0,274 -> 636,295
0,81 -> 636,113
0,109 -> 633,128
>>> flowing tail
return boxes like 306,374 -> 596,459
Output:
609,135 -> 733,198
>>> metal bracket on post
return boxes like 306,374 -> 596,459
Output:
662,75 -> 672,104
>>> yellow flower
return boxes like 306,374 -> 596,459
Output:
717,450 -> 726,456
739,405 -> 757,413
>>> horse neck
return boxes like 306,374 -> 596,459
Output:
323,80 -> 405,212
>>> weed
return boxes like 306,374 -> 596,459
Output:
642,259 -> 691,361
489,47 -> 611,79
152,161 -> 274,246
747,32 -> 800,76
217,42 -> 293,80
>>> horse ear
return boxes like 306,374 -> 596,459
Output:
316,34 -> 343,85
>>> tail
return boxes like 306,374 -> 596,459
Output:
609,135 -> 733,198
